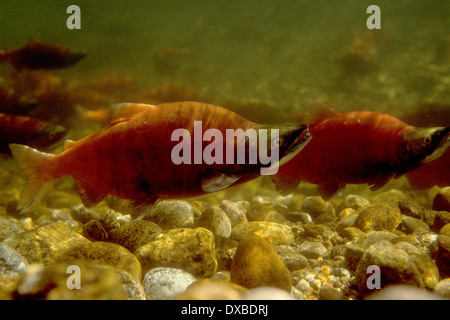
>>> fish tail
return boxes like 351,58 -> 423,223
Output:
9,144 -> 56,213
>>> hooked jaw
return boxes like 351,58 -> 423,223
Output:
399,126 -> 450,171
277,124 -> 312,167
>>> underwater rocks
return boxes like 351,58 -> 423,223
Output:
433,187 -> 450,212
1,186 -> 450,300
135,227 -> 217,278
354,240 -> 439,298
143,267 -> 196,300
230,235 -> 292,292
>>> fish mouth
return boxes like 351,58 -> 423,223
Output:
420,126 -> 450,164
278,124 -> 312,167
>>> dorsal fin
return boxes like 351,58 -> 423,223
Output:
109,103 -> 154,124
305,101 -> 340,124
64,139 -> 76,150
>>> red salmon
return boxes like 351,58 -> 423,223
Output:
0,113 -> 66,154
0,39 -> 86,70
10,102 -> 311,217
272,103 -> 450,199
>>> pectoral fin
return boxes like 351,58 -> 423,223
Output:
75,180 -> 106,208
317,181 -> 344,200
201,172 -> 242,193
271,174 -> 300,195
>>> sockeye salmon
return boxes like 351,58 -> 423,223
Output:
0,39 -> 86,70
10,102 -> 311,218
272,103 -> 450,199
0,113 -> 66,154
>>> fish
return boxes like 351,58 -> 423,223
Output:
0,113 -> 66,154
406,148 -> 450,189
272,103 -> 450,199
9,101 -> 311,218
0,39 -> 86,70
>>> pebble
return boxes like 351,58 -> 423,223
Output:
144,200 -> 195,229
135,227 -> 217,278
436,234 -> 450,278
398,199 -> 436,225
175,279 -> 245,300
230,235 -> 292,292
354,201 -> 402,232
196,206 -> 232,238
433,211 -> 450,232
355,240 -> 439,297
0,216 -> 24,242
219,200 -> 248,226
298,241 -> 328,259
57,241 -> 142,280
401,216 -> 430,234
338,195 -> 370,212
365,284 -> 444,300
108,220 -> 162,252
246,203 -> 286,223
241,286 -> 295,300
231,221 -> 295,245
0,244 -> 28,286
433,187 -> 450,212
301,196 -> 334,218
83,220 -> 108,241
273,245 -> 308,271
12,262 -> 126,300
434,278 -> 450,299
3,222 -> 90,264
142,267 -> 196,300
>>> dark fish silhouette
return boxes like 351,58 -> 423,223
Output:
0,39 -> 86,70
0,113 -> 66,154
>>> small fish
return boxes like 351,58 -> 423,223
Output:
272,103 -> 450,199
406,148 -> 450,189
0,113 -> 66,154
0,39 -> 86,70
10,102 -> 311,218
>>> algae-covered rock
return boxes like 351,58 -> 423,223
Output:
354,201 -> 402,232
108,220 -> 162,252
219,200 -> 248,227
3,222 -> 90,264
135,227 -> 217,278
83,220 -> 108,242
231,221 -> 295,245
196,206 -> 232,238
11,261 -> 126,300
0,244 -> 28,289
301,196 -> 335,218
355,240 -> 439,297
230,235 -> 292,292
144,200 -> 195,229
433,187 -> 450,212
0,216 -> 25,242
57,241 -> 141,280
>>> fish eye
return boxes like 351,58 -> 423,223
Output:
272,137 -> 283,148
422,136 -> 432,145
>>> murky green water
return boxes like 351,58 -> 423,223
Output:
1,0 -> 448,116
